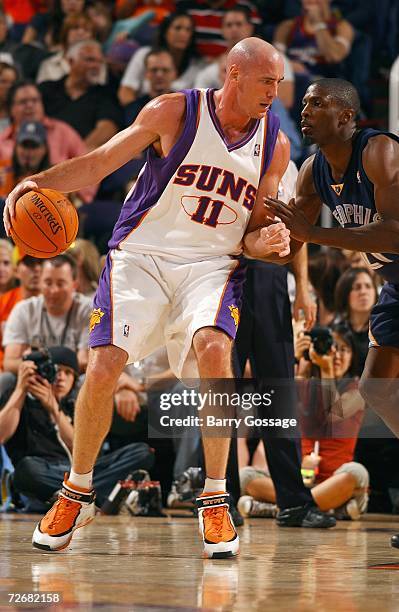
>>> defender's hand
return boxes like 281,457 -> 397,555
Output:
264,196 -> 313,243
3,180 -> 39,236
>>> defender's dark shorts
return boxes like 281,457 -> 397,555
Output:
369,283 -> 399,348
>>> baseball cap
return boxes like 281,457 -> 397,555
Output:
16,120 -> 47,146
48,346 -> 79,375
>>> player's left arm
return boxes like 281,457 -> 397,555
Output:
243,130 -> 291,262
265,135 -> 399,254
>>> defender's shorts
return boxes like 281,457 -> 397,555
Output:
369,283 -> 399,348
89,249 -> 246,378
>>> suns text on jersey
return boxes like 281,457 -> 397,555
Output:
173,164 -> 257,210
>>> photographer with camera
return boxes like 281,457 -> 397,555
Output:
296,322 -> 369,518
0,345 -> 154,507
238,323 -> 369,519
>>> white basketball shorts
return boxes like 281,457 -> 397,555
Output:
89,249 -> 246,378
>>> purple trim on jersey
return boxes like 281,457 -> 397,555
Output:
214,258 -> 247,339
260,110 -> 280,178
109,89 -> 201,249
206,89 -> 260,152
89,251 -> 113,348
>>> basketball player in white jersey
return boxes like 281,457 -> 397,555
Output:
4,37 -> 291,559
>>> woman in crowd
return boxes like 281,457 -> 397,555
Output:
334,267 -> 379,376
36,13 -> 99,84
22,0 -> 86,50
238,323 -> 369,520
118,12 -> 202,105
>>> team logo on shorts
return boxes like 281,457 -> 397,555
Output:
228,304 -> 240,327
89,307 -> 105,333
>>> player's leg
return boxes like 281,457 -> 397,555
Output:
32,250 -> 170,552
359,346 -> 399,437
193,327 -> 233,479
166,256 -> 245,557
359,286 -> 399,547
360,282 -> 399,436
192,327 -> 239,558
32,345 -> 128,552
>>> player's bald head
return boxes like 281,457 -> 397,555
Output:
226,37 -> 283,73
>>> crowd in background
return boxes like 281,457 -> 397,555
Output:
0,0 -> 398,519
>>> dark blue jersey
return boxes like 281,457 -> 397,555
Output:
312,128 -> 399,283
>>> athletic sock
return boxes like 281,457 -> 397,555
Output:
202,478 -> 226,494
68,469 -> 93,490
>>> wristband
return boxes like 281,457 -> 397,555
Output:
313,22 -> 328,32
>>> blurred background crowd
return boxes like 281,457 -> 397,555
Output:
0,0 -> 398,522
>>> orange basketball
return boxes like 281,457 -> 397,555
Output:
9,189 -> 79,258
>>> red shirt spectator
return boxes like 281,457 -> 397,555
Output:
176,0 -> 260,58
3,0 -> 46,25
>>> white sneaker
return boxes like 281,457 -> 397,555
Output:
237,495 -> 278,518
32,476 -> 96,551
196,492 -> 239,559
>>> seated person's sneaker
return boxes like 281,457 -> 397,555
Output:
276,503 -> 336,528
196,492 -> 239,559
32,475 -> 96,551
237,495 -> 278,518
334,498 -> 361,521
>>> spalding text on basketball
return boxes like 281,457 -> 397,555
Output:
30,194 -> 63,235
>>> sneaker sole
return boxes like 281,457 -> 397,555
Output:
32,516 -> 94,552
202,536 -> 239,559
203,549 -> 239,559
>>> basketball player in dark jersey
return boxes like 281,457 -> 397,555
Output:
263,77 -> 399,548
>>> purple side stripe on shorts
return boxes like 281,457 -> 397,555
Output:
214,259 -> 247,339
89,251 -> 113,348
109,89 -> 200,249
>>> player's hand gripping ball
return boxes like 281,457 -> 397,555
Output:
9,188 -> 79,257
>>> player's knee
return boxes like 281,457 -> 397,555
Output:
193,329 -> 231,368
85,346 -> 128,391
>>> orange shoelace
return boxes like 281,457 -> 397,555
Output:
203,506 -> 225,536
47,497 -> 81,531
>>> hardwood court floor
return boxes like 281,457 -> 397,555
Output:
1,513 -> 399,611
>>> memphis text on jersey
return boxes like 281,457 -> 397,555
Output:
331,202 -> 381,227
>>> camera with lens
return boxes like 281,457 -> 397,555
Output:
304,326 -> 334,359
23,349 -> 57,384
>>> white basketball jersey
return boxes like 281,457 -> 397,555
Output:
110,89 -> 280,259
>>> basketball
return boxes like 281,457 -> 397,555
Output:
9,189 -> 79,258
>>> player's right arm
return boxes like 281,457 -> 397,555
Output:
3,93 -> 187,235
